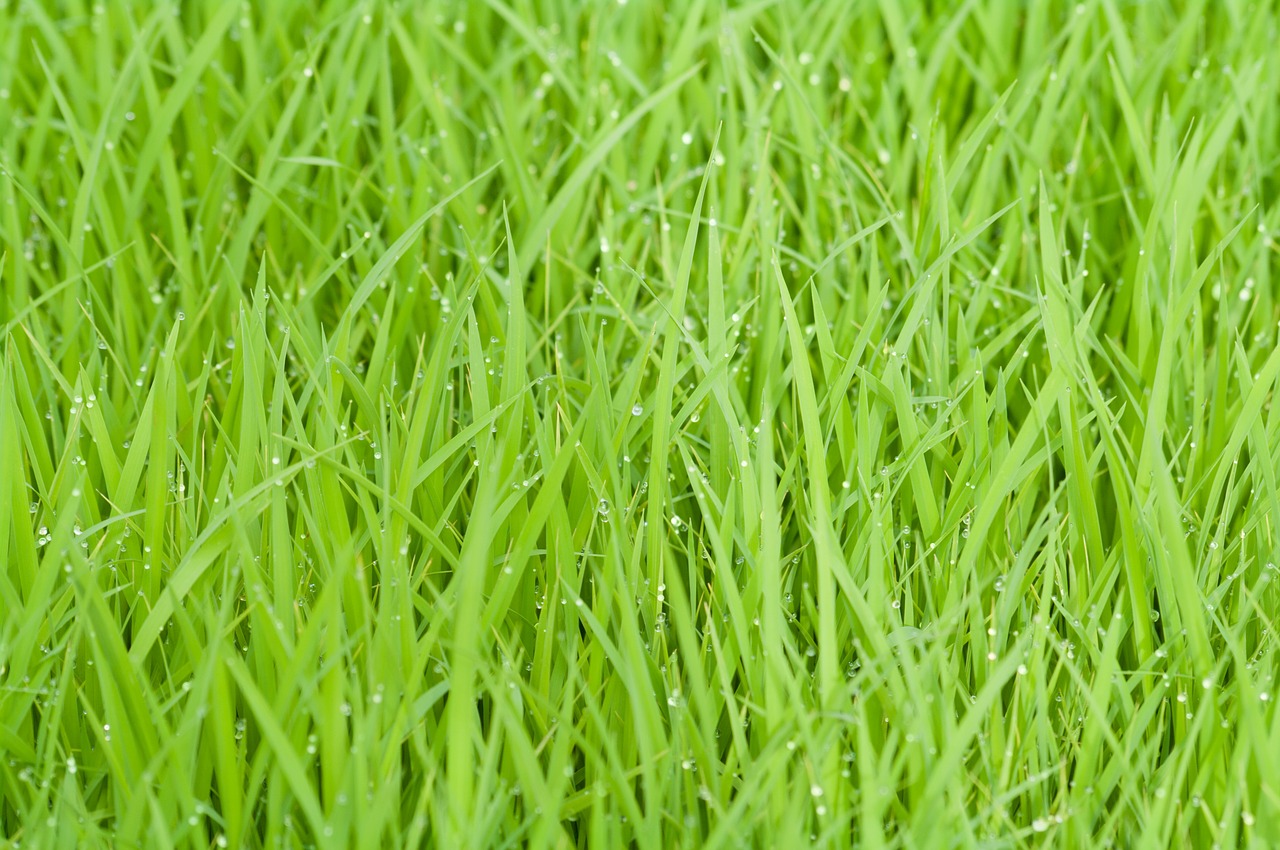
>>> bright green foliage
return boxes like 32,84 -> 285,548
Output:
2,1 -> 1280,847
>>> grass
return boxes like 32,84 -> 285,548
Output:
2,0 -> 1279,847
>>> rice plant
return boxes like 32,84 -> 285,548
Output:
2,1 -> 1279,847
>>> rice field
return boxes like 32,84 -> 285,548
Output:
2,1 -> 1280,847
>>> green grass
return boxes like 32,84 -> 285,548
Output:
2,0 -> 1280,847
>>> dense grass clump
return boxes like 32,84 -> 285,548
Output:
3,1 -> 1280,847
